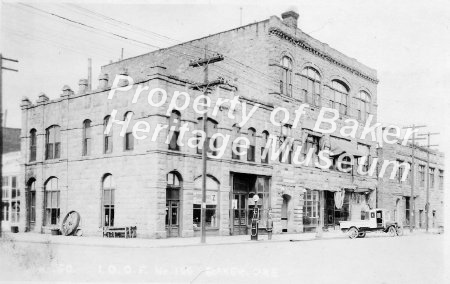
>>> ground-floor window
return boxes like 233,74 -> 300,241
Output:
404,197 -> 410,227
102,175 -> 115,227
1,202 -> 9,221
303,190 -> 319,232
45,177 -> 60,226
193,176 -> 219,229
11,201 -> 20,223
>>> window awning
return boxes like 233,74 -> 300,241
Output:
330,139 -> 365,157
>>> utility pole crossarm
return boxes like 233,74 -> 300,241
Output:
1,67 -> 18,72
189,54 -> 224,67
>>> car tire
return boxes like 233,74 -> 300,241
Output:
388,226 -> 397,237
357,231 -> 366,238
348,227 -> 359,239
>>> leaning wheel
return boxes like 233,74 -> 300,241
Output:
388,226 -> 397,237
348,227 -> 359,239
61,211 -> 80,236
357,231 -> 366,238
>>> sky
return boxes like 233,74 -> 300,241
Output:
1,0 -> 449,153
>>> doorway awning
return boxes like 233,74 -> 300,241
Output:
330,139 -> 365,157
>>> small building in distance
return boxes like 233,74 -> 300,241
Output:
377,137 -> 444,230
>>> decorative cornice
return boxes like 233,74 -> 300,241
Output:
269,27 -> 379,84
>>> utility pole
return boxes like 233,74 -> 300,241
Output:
403,124 -> 426,233
189,47 -> 224,244
0,54 -> 19,238
418,132 -> 439,233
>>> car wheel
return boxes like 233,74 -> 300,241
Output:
388,226 -> 397,237
348,227 -> 359,239
357,231 -> 366,238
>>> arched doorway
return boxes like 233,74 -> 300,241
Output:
281,194 -> 291,232
166,172 -> 181,237
26,179 -> 36,232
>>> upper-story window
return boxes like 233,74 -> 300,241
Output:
231,124 -> 241,160
419,165 -> 425,187
45,125 -> 61,160
430,167 -> 435,188
247,128 -> 256,162
355,91 -> 371,122
280,56 -> 293,97
439,170 -> 444,190
169,110 -> 181,151
261,131 -> 269,164
104,116 -> 112,154
82,120 -> 92,156
197,118 -> 218,156
301,67 -> 321,106
124,112 -> 134,151
279,124 -> 292,164
331,80 -> 349,116
30,129 -> 37,162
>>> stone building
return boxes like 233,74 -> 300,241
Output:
377,140 -> 444,230
20,10 -> 381,238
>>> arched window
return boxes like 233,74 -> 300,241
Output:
30,129 -> 37,162
45,125 -> 61,160
280,125 -> 292,164
102,174 -> 115,227
194,175 -> 219,228
355,91 -> 371,122
247,128 -> 256,162
82,120 -> 92,156
231,124 -> 241,160
169,110 -> 181,151
331,80 -> 349,116
103,116 -> 112,154
45,177 -> 60,226
301,67 -> 321,106
280,56 -> 293,97
123,112 -> 134,151
261,131 -> 269,164
197,118 -> 218,156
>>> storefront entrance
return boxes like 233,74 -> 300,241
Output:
324,191 -> 349,229
166,199 -> 179,237
166,173 -> 181,238
231,173 -> 270,235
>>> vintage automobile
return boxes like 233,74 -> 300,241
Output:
340,208 -> 403,239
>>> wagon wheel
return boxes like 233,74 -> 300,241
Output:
387,226 -> 397,237
348,227 -> 359,239
357,231 -> 366,238
61,211 -> 80,236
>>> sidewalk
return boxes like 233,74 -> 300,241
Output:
1,228 -> 437,249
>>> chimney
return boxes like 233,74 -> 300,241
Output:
78,79 -> 89,94
118,67 -> 129,87
37,92 -> 49,104
98,73 -> 109,89
61,85 -> 74,97
21,96 -> 32,109
281,10 -> 299,29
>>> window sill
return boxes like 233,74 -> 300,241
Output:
193,227 -> 219,231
